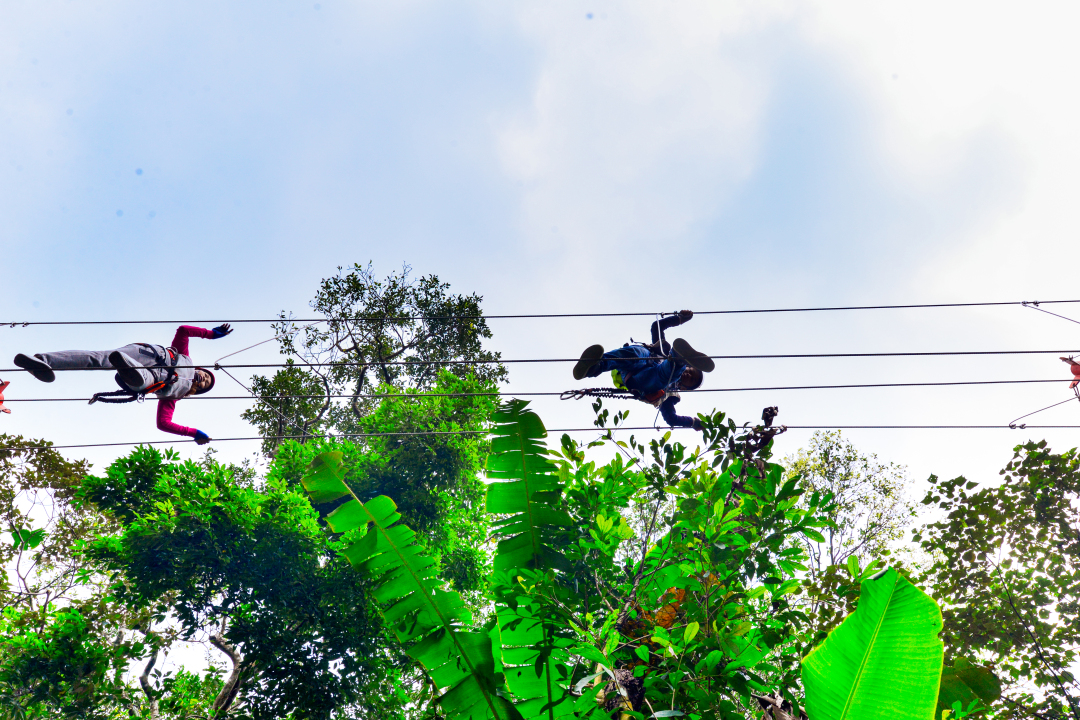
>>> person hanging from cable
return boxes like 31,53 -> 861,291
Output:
13,324 -> 233,444
569,310 -> 714,429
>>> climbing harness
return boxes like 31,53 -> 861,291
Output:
88,344 -> 182,405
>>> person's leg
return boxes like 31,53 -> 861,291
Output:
107,344 -> 156,391
672,338 -> 715,373
573,344 -> 605,380
584,345 -> 651,378
33,345 -> 154,390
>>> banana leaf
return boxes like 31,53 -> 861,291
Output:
802,567 -> 944,720
301,451 -> 519,720
486,400 -> 578,719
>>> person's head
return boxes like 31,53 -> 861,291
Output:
678,366 -> 703,391
187,368 -> 216,397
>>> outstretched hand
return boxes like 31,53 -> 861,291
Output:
211,323 -> 233,339
677,309 -> 694,323
194,430 -> 211,445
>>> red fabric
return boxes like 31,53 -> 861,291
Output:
154,325 -> 213,437
157,398 -> 197,437
170,325 -> 214,355
1070,365 -> 1080,377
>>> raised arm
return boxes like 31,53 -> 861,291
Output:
650,310 -> 693,351
157,398 -> 210,444
170,325 -> 214,355
170,323 -> 232,354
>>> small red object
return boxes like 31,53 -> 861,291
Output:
1065,360 -> 1080,389
0,380 -> 10,414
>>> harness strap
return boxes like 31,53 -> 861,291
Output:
134,344 -> 181,394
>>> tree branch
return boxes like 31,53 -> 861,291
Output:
209,630 -> 246,717
139,651 -> 160,720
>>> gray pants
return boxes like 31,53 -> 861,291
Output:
36,343 -> 160,391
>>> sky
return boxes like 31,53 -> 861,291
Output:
4,2 -> 1080,501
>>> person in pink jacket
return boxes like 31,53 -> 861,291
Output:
14,324 -> 233,444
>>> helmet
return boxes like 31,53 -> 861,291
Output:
193,368 -> 215,395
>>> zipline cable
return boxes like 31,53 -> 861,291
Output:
13,424 -> 1080,452
1,377 -> 1078,403
6,348 -> 1080,375
6,298 -> 1080,326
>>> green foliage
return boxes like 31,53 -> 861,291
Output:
268,371 -> 497,596
299,452 -> 518,720
0,435 -> 141,719
242,359 -> 331,455
246,263 -> 506,445
0,604 -> 130,719
801,567 -> 944,720
914,440 -> 1080,719
301,400 -> 838,719
784,431 -> 914,643
77,445 -> 402,720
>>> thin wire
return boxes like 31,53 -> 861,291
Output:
15,423 -> 1080,451
1022,301 -> 1080,327
6,298 -> 1080,326
214,363 -> 301,430
1007,396 -> 1079,428
213,320 -> 323,364
7,348 -> 1080,375
1,378 -> 1076,403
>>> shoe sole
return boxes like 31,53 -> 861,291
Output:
14,353 -> 55,383
108,351 -> 145,389
573,345 -> 605,380
672,338 -> 715,373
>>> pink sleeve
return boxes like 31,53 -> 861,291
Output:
157,399 -> 198,437
170,325 -> 214,354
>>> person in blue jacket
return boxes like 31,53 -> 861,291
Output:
572,310 -> 714,429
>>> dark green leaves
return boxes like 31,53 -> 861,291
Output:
936,658 -> 1001,718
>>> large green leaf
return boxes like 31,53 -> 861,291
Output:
486,400 -> 578,719
802,567 -> 944,720
300,452 -> 519,720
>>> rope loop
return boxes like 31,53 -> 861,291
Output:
88,389 -> 140,405
560,387 -> 640,401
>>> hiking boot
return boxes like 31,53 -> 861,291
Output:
108,351 -> 145,390
573,344 -> 605,380
672,338 -> 715,373
14,353 -> 55,383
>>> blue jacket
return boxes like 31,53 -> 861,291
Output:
627,315 -> 696,428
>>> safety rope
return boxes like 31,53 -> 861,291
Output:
560,387 -> 641,401
1008,386 -> 1080,429
1022,301 -> 1080,327
88,389 -> 140,405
